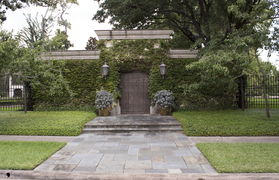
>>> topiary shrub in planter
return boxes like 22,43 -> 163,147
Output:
95,90 -> 114,116
153,90 -> 175,115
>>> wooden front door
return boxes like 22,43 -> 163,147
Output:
120,72 -> 151,114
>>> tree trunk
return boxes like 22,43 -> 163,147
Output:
255,50 -> 270,118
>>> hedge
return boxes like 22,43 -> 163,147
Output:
33,39 -> 237,110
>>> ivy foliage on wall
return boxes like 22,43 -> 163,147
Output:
33,38 -> 237,111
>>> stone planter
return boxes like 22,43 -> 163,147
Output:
100,107 -> 111,116
158,107 -> 171,116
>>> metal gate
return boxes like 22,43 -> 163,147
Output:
0,75 -> 33,111
245,75 -> 279,108
120,72 -> 151,114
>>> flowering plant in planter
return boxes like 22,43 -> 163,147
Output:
95,90 -> 114,116
153,90 -> 175,115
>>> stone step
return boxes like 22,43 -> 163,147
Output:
82,127 -> 184,134
84,124 -> 182,129
82,115 -> 184,134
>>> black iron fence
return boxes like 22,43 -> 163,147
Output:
244,75 -> 279,108
0,75 -> 33,111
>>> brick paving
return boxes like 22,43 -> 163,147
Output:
34,132 -> 217,174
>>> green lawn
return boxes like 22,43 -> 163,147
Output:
0,97 -> 24,111
247,98 -> 279,108
0,111 -> 97,136
0,107 -> 23,111
197,143 -> 279,173
0,97 -> 23,102
0,141 -> 66,170
173,109 -> 279,136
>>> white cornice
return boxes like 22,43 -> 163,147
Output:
169,49 -> 198,58
95,29 -> 174,40
41,50 -> 101,60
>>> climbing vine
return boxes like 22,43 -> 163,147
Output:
33,38 -> 235,111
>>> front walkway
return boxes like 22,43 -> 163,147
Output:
34,132 -> 217,174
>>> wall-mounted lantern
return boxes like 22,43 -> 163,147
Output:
159,59 -> 166,79
102,60 -> 109,79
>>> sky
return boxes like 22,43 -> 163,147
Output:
2,1 -> 112,50
1,0 -> 278,69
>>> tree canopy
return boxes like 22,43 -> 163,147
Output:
20,11 -> 55,48
20,11 -> 73,50
0,1 -> 76,108
93,0 -> 277,51
45,29 -> 73,50
0,29 -> 72,99
0,0 -> 78,22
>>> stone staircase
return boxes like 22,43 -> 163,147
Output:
82,114 -> 184,134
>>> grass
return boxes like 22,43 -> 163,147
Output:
0,97 -> 23,106
0,111 -> 97,136
196,143 -> 279,173
172,109 -> 279,136
247,98 -> 279,108
0,107 -> 23,111
0,97 -> 23,101
0,141 -> 66,170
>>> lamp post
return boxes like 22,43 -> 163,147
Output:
102,60 -> 109,80
159,60 -> 166,79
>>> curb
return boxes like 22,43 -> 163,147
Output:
1,171 -> 279,180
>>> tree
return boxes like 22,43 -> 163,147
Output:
93,0 -> 278,117
0,29 -> 73,104
45,29 -> 73,50
56,1 -> 78,34
85,37 -> 97,50
93,0 -> 276,48
20,10 -> 55,48
0,0 -> 77,22
20,9 -> 73,50
181,43 -> 277,117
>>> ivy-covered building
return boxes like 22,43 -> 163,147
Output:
41,29 -> 198,114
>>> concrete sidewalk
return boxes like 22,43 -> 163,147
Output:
189,136 -> 279,144
0,135 -> 75,142
1,135 -> 279,143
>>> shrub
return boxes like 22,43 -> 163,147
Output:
95,90 -> 114,110
0,92 -> 7,97
153,90 -> 175,108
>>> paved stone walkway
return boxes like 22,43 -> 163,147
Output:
34,132 -> 217,174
